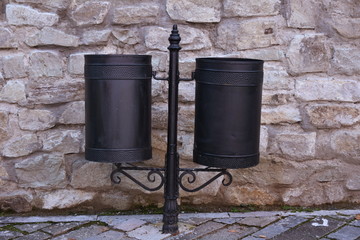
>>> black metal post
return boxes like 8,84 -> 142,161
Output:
109,25 -> 234,235
162,25 -> 181,234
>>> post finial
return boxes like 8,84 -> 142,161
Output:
168,25 -> 181,51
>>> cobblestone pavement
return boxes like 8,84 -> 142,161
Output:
0,210 -> 359,240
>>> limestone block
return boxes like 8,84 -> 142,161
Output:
15,153 -> 66,188
26,79 -> 84,105
324,0 -> 360,38
305,103 -> 360,128
179,81 -> 195,102
70,1 -> 110,26
6,4 -> 59,28
332,17 -> 360,39
0,165 -> 8,180
330,130 -> 360,159
261,105 -> 301,124
152,103 -> 167,130
166,0 -> 221,23
70,161 -> 112,188
285,0 -> 317,28
0,28 -> 18,49
99,191 -> 133,210
151,77 -> 166,102
145,26 -> 211,51
29,51 -> 63,78
223,185 -> 276,205
322,0 -> 359,17
181,28 -> 212,51
324,184 -> 346,203
262,92 -> 294,105
152,103 -> 194,131
224,0 -> 280,17
25,27 -> 79,47
295,77 -> 360,102
0,80 -> 26,104
145,27 -> 168,51
0,195 -> 32,213
68,53 -> 86,75
240,48 -> 284,61
217,18 -> 277,51
315,167 -> 344,183
332,45 -> 360,76
260,126 -> 268,154
81,29 -> 111,45
148,51 -> 168,72
14,0 -> 71,9
178,104 -> 195,132
0,111 -> 9,142
1,54 -> 27,79
272,132 -> 316,160
19,109 -> 57,131
112,29 -> 140,46
113,4 -> 159,25
282,183 -> 346,206
152,130 -> 167,152
286,34 -> 330,75
39,129 -> 82,154
346,175 -> 360,190
59,101 -> 85,124
40,189 -> 95,209
179,58 -> 195,79
2,133 -> 41,157
178,131 -> 193,160
263,64 -> 294,90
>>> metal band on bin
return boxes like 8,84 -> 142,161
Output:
195,70 -> 263,86
85,65 -> 152,80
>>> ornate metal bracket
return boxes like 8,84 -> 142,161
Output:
179,167 -> 232,192
111,163 -> 165,192
111,163 -> 232,193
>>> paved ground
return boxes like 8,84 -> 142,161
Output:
0,210 -> 359,240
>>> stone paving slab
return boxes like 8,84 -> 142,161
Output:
242,216 -> 308,240
13,223 -> 52,233
0,215 -> 97,224
272,217 -> 346,240
238,216 -> 280,227
327,225 -> 360,240
41,221 -> 88,236
14,231 -> 50,240
0,230 -> 23,240
197,224 -> 258,240
0,210 -> 359,240
85,230 -> 126,240
51,224 -> 108,240
173,220 -> 225,240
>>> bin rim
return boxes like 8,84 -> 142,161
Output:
196,57 -> 263,72
85,54 -> 152,65
85,54 -> 151,57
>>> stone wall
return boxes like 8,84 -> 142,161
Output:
0,0 -> 359,212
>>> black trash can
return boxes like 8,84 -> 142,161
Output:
85,55 -> 152,163
193,58 -> 263,169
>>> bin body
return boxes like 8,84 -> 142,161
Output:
193,58 -> 263,169
85,55 -> 152,163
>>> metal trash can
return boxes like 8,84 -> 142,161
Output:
85,55 -> 152,163
193,58 -> 263,169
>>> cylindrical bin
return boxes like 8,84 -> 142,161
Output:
193,58 -> 263,169
85,55 -> 152,163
